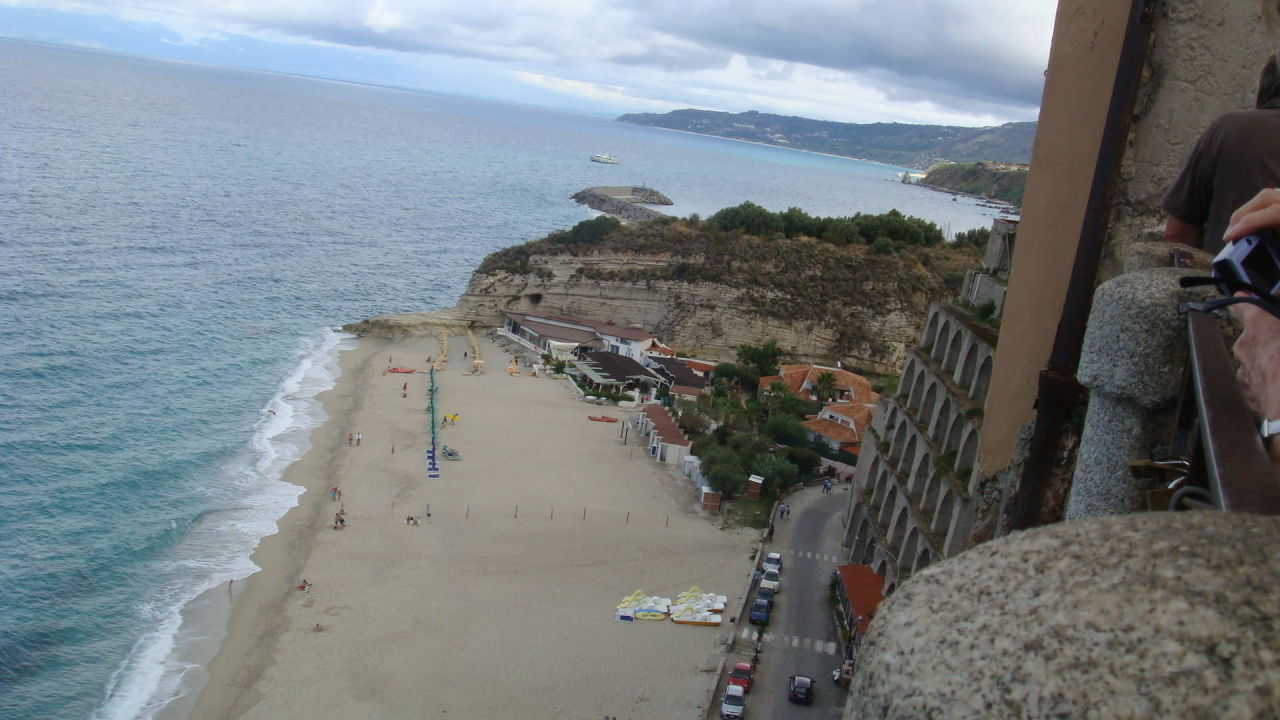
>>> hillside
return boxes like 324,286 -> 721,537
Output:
916,162 -> 1029,205
617,109 -> 1036,168
345,210 -> 982,375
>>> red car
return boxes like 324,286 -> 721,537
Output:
728,661 -> 755,693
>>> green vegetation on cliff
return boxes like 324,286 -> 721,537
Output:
477,206 -> 981,358
917,162 -> 1028,205
617,109 -> 1036,168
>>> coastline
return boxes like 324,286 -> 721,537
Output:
184,331 -> 755,719
629,123 -> 916,171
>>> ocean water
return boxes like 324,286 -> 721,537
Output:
0,38 -> 1006,720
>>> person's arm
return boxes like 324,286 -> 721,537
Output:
1163,215 -> 1204,247
1227,189 -> 1280,470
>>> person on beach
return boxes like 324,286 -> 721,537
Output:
330,486 -> 339,501
402,381 -> 408,393
356,432 -> 361,446
348,432 -> 353,446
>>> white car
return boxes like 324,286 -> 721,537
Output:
759,569 -> 781,593
720,683 -> 746,718
762,552 -> 783,574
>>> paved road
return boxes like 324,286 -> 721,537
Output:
735,483 -> 851,719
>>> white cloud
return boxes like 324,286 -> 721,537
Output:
0,0 -> 1057,124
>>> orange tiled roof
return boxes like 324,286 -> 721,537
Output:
802,417 -> 861,445
759,364 -> 877,404
670,384 -> 704,398
836,564 -> 884,636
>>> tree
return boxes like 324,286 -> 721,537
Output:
737,340 -> 783,377
753,454 -> 800,498
782,446 -> 822,477
813,371 -> 839,403
702,445 -> 747,497
871,237 -> 895,255
765,414 -> 809,446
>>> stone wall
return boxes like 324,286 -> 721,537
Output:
1104,1 -> 1277,277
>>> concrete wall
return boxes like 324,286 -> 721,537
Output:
977,0 -> 1133,476
1106,1 -> 1279,277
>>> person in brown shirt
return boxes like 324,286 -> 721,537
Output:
1164,55 -> 1280,255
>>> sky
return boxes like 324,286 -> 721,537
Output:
0,1 -> 1059,126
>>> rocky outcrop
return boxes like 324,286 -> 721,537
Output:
570,186 -> 673,223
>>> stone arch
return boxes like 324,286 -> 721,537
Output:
945,413 -> 965,454
918,382 -> 940,427
931,397 -> 954,444
933,489 -> 957,535
942,327 -> 964,374
956,342 -> 980,388
897,359 -> 917,401
970,356 -> 993,404
907,367 -> 927,411
899,434 -> 919,475
923,309 -> 942,351
870,465 -> 891,512
879,485 -> 900,529
889,419 -> 909,465
931,322 -> 951,361
908,452 -> 932,499
872,557 -> 889,578
921,473 -> 943,517
860,528 -> 879,565
915,546 -> 933,572
889,504 -> 911,550
900,527 -> 921,572
957,428 -> 979,475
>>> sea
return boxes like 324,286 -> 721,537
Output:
0,38 -> 1007,720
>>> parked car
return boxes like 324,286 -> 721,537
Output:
748,597 -> 772,625
788,674 -> 815,704
720,683 -> 747,718
755,584 -> 776,600
759,569 -> 781,593
728,661 -> 755,693
762,552 -> 783,573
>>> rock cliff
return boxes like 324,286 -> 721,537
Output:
344,217 -> 979,375
570,186 -> 673,223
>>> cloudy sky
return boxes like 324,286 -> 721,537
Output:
0,0 -> 1058,126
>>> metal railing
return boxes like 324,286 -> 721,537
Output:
1138,307 -> 1280,513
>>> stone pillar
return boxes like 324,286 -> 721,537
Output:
1066,266 -> 1212,519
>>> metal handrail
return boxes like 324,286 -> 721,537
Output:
1166,307 -> 1280,513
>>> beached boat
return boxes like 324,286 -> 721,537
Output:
588,415 -> 619,422
389,367 -> 416,373
670,606 -> 723,626
590,153 -> 618,164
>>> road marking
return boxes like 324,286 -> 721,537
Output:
824,641 -> 838,655
791,636 -> 800,648
802,638 -> 812,650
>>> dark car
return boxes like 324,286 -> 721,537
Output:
748,597 -> 772,625
755,585 -> 776,600
788,674 -> 815,704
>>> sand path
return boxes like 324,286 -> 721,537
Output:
189,334 -> 754,720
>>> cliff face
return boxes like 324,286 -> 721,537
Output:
348,251 -> 935,375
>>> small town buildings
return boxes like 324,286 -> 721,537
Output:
499,311 -> 659,361
573,351 -> 665,398
833,564 -> 885,649
638,403 -> 690,465
759,364 -> 877,405
802,401 -> 878,457
644,356 -> 708,400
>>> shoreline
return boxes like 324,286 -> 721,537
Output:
183,332 -> 755,719
629,123 -> 915,171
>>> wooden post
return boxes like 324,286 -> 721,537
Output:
514,505 -> 519,519
626,511 -> 630,524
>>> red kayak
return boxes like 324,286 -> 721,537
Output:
589,415 -> 619,422
389,368 -> 416,373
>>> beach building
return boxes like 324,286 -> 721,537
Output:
499,310 -> 659,361
759,364 -> 876,405
644,356 -> 707,400
638,403 -> 690,466
833,564 -> 885,650
573,351 -> 665,398
802,401 -> 878,457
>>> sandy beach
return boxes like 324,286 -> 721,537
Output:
186,331 -> 755,720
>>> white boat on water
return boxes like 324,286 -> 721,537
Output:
591,153 -> 618,164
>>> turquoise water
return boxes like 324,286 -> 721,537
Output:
0,38 -> 1001,720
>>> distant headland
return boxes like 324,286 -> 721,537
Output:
617,109 -> 1036,169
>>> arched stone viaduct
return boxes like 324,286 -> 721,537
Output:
843,303 -> 996,593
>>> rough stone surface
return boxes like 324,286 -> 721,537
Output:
1123,239 -> 1214,274
344,254 -> 924,374
1065,392 -> 1168,519
570,187 -> 673,223
848,512 -> 1280,720
1104,1 -> 1276,279
1077,267 -> 1214,407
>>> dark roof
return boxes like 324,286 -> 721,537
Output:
542,313 -> 655,342
578,351 -> 662,385
648,357 -> 707,389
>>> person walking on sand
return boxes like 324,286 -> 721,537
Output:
348,432 -> 353,446
355,432 -> 361,446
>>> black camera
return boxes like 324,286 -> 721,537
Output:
1212,227 -> 1280,298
